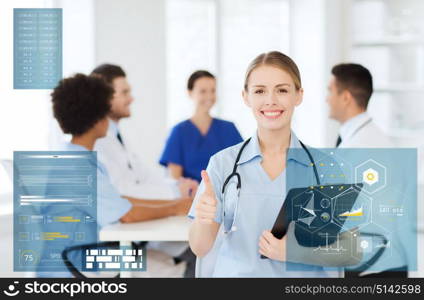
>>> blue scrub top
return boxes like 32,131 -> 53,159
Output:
36,142 -> 131,277
159,118 -> 243,182
189,131 -> 344,277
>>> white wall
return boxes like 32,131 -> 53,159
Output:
93,0 -> 347,166
0,0 -> 52,159
93,0 -> 347,162
94,0 -> 167,172
48,0 -> 96,149
322,0 -> 350,147
289,0 -> 328,147
289,0 -> 352,148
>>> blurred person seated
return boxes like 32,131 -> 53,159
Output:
37,73 -> 192,277
92,64 -> 197,277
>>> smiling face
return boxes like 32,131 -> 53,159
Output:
242,65 -> 303,132
188,77 -> 216,113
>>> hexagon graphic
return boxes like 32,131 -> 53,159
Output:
291,189 -> 333,235
348,223 -> 393,272
289,187 -> 350,240
360,239 -> 370,251
299,229 -> 361,267
363,168 -> 379,186
332,187 -> 372,230
355,159 -> 387,195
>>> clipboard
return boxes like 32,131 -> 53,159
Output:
261,183 -> 363,259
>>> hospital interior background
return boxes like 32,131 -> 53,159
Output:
0,0 -> 423,277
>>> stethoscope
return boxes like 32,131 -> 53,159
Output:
220,136 -> 389,273
220,137 -> 320,234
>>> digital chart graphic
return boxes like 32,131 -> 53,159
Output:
14,8 -> 62,89
14,151 -> 97,272
286,148 -> 417,272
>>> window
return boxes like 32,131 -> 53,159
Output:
165,0 -> 290,136
0,0 -> 95,159
0,0 -> 51,159
165,0 -> 217,128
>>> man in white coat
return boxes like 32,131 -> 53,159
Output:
327,63 -> 393,149
92,64 -> 198,277
326,63 -> 408,278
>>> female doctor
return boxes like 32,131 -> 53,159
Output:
187,51 -> 356,277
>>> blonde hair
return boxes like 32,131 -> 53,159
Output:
244,51 -> 302,91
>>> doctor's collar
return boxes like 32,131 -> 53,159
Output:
339,111 -> 369,142
107,118 -> 119,135
236,131 -> 311,167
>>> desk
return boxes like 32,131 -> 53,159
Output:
99,216 -> 191,277
100,215 -> 191,242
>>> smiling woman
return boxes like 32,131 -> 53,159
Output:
159,70 -> 243,182
240,52 -> 305,181
243,54 -> 302,131
187,51 -> 357,278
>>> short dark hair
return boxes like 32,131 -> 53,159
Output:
187,70 -> 215,91
331,63 -> 373,109
52,73 -> 113,136
91,64 -> 126,85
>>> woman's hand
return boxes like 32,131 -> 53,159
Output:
259,230 -> 287,262
189,170 -> 220,257
194,170 -> 218,225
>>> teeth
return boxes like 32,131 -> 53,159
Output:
263,111 -> 281,117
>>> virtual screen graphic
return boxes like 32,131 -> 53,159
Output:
14,152 -> 97,272
14,8 -> 62,89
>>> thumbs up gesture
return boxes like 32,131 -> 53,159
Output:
195,170 -> 218,225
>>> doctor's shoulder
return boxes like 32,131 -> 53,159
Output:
174,119 -> 194,131
206,140 -> 246,176
350,122 -> 395,148
166,119 -> 191,136
213,117 -> 236,128
213,118 -> 242,136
